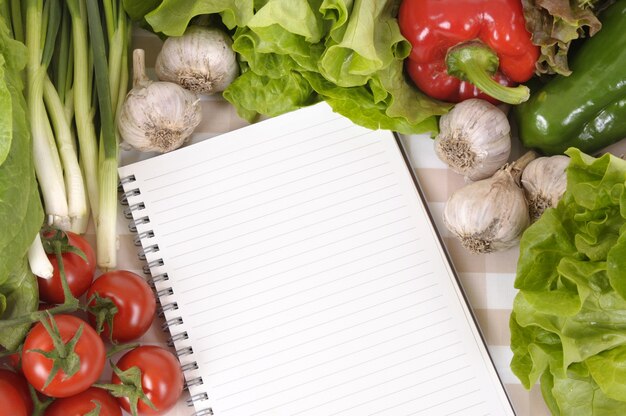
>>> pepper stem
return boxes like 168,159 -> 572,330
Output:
446,41 -> 530,105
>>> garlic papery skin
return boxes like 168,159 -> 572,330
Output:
119,49 -> 202,153
435,98 -> 511,181
443,152 -> 536,254
521,155 -> 570,221
155,26 -> 239,95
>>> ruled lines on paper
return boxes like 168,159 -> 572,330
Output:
120,103 -> 506,416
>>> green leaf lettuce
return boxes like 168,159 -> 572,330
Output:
0,9 -> 43,349
144,0 -> 450,135
511,148 -> 626,415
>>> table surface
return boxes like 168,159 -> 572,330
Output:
105,30 -> 551,416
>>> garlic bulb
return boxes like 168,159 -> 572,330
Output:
435,98 -> 511,181
443,151 -> 536,254
118,49 -> 202,153
155,25 -> 238,95
521,155 -> 570,220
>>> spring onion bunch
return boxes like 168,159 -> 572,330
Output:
3,0 -> 130,269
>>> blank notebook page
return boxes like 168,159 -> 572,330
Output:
119,102 -> 515,416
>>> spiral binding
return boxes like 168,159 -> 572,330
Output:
138,244 -> 160,261
177,346 -> 194,357
167,331 -> 189,347
119,175 -> 213,415
144,259 -> 164,275
134,231 -> 155,246
123,202 -> 145,219
158,301 -> 178,317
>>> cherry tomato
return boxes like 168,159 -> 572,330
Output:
0,369 -> 33,415
86,270 -> 156,342
45,387 -> 122,416
112,346 -> 184,415
22,314 -> 105,398
38,231 -> 96,304
5,352 -> 21,370
0,379 -> 28,416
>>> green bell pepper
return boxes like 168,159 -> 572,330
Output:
514,1 -> 626,155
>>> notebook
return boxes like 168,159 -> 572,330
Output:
118,102 -> 515,416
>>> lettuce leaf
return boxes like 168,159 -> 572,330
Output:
0,54 -> 11,167
122,0 -> 163,21
521,0 -> 611,76
144,0 -> 450,134
0,259 -> 38,351
511,148 -> 626,415
0,10 -> 43,349
223,69 -> 318,121
146,0 -> 255,34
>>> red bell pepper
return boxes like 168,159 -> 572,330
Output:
398,0 -> 539,104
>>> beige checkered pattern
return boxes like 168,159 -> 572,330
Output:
114,29 -> 550,416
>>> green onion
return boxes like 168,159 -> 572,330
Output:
86,0 -> 119,269
10,0 -> 23,44
43,74 -> 88,232
67,0 -> 100,226
17,0 -> 131,267
26,0 -> 70,230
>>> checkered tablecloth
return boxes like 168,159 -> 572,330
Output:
111,29 -> 550,416
401,137 -> 549,416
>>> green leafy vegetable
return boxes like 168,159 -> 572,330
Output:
0,8 -> 43,349
0,56 -> 11,167
224,70 -> 317,121
510,148 -> 626,415
145,0 -> 254,35
0,259 -> 38,351
0,13 -> 43,282
143,0 -> 450,134
521,0 -> 612,76
122,0 -> 163,21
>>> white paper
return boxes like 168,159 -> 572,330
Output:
119,102 -> 515,416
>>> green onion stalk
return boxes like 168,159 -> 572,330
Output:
66,0 -> 100,229
8,0 -> 24,44
65,0 -> 130,269
86,0 -> 128,269
20,0 -> 118,237
8,0 -> 131,269
25,0 -> 70,231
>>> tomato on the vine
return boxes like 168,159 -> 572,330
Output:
0,379 -> 28,416
6,351 -> 21,370
44,387 -> 122,416
112,345 -> 184,415
37,231 -> 96,304
22,314 -> 106,398
0,369 -> 33,415
87,270 -> 156,342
